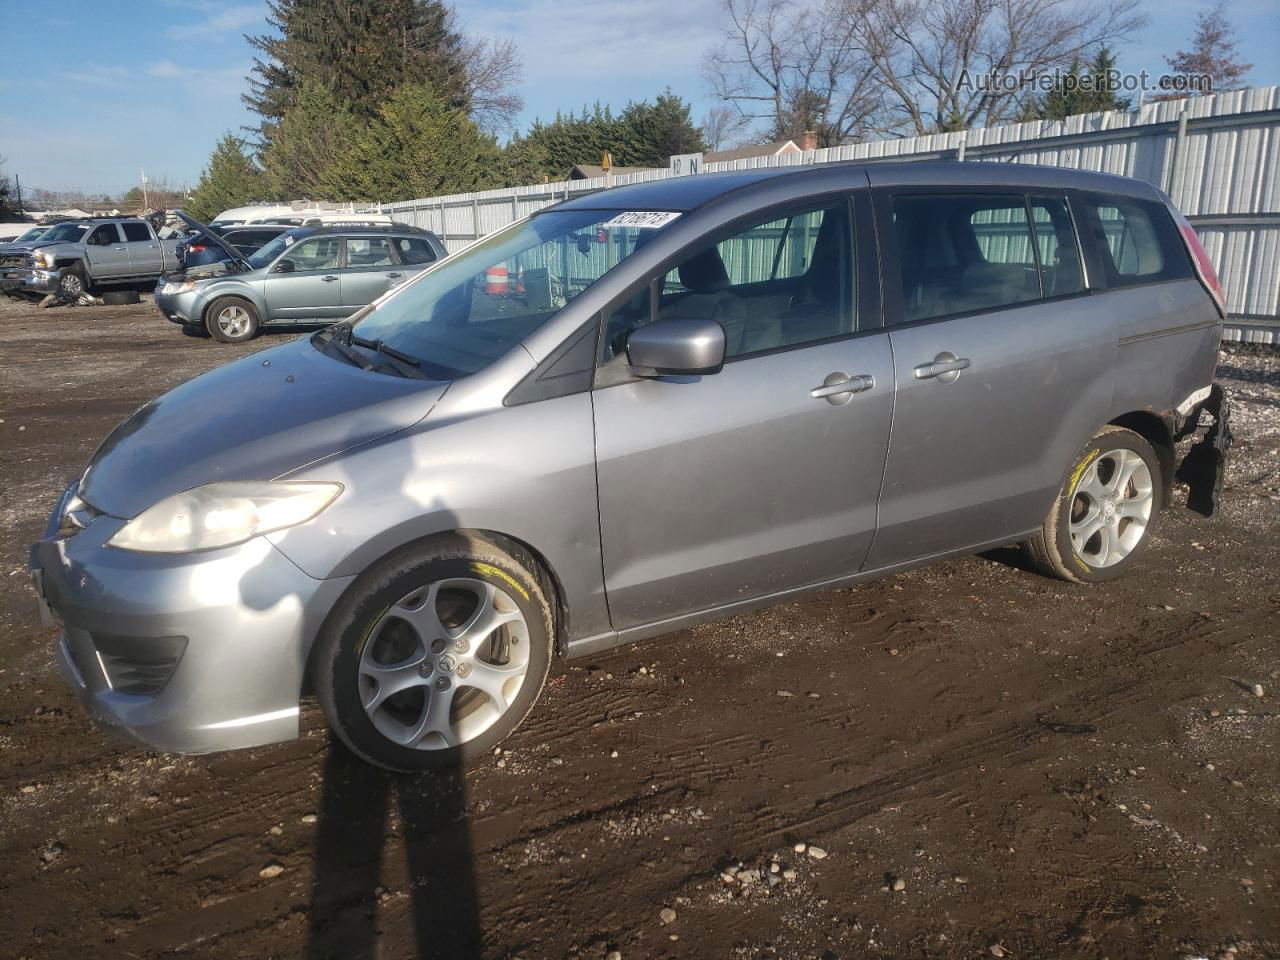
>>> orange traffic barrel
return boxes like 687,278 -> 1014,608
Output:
485,265 -> 509,295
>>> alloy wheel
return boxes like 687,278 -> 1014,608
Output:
1069,448 -> 1154,567
216,305 -> 250,338
358,578 -> 531,750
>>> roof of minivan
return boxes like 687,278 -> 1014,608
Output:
550,160 -> 1162,214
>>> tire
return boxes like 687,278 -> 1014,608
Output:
58,264 -> 87,299
102,290 -> 141,305
312,533 -> 555,772
1025,426 -> 1162,583
205,296 -> 260,343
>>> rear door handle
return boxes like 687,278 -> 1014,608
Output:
322,275 -> 339,282
386,272 -> 403,280
810,372 -> 874,405
913,352 -> 970,383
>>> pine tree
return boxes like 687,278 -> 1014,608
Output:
260,81 -> 364,200
618,91 -> 705,166
186,134 -> 270,221
1034,48 -> 1132,121
1163,2 -> 1251,97
244,0 -> 468,144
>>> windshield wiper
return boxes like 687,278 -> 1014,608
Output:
318,323 -> 427,379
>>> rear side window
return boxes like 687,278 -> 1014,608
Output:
893,195 -> 1041,322
393,236 -> 437,264
1030,197 -> 1084,297
121,222 -> 151,242
345,237 -> 395,267
1084,195 -> 1191,287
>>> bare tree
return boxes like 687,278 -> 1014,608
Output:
851,0 -> 1148,134
703,0 -> 888,147
458,36 -> 525,136
700,106 -> 751,151
1160,1 -> 1251,98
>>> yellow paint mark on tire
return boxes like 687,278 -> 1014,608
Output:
472,562 -> 530,601
1068,448 -> 1101,574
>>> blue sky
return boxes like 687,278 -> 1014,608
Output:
3,0 -> 1277,195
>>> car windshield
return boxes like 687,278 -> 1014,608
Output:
246,231 -> 306,269
350,209 -> 676,379
41,223 -> 89,242
17,228 -> 49,241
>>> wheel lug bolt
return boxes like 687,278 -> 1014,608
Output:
418,661 -> 433,677
430,639 -> 446,654
456,662 -> 472,678
434,676 -> 450,690
453,639 -> 469,654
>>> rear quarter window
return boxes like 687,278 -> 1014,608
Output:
1083,194 -> 1192,288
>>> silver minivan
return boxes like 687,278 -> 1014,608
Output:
155,215 -> 447,342
31,162 -> 1231,771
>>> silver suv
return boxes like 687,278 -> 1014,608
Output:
31,161 -> 1230,771
155,214 -> 447,342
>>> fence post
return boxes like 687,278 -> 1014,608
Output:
472,198 -> 481,241
1166,104 -> 1191,206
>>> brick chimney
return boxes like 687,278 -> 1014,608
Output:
799,130 -> 818,150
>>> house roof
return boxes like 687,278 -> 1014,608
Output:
703,140 -> 800,163
568,164 -> 660,180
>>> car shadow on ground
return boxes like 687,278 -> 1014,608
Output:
306,736 -> 482,960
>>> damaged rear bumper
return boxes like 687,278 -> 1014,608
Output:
1175,383 -> 1232,517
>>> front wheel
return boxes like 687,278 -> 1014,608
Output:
312,534 -> 554,772
205,296 -> 260,343
1025,426 -> 1162,583
58,264 -> 87,299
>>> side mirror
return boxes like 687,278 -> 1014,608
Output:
273,258 -> 296,274
626,317 -> 725,376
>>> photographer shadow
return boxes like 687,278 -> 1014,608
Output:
305,734 -> 482,960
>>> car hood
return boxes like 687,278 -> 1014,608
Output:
79,335 -> 448,518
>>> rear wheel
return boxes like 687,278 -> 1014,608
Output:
312,534 -> 554,772
1025,426 -> 1161,583
205,296 -> 260,343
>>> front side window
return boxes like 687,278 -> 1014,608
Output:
344,236 -> 395,268
286,237 -> 341,271
606,202 -> 853,360
1086,195 -> 1191,287
121,222 -> 151,242
351,209 -> 674,379
89,224 -> 121,246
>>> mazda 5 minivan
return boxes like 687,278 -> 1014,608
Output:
31,162 -> 1230,771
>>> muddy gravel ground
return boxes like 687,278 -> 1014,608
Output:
0,297 -> 1277,960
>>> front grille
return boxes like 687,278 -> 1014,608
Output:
0,254 -> 28,269
92,634 -> 188,696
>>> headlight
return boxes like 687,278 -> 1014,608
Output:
107,481 -> 342,553
31,252 -> 48,269
161,279 -> 196,295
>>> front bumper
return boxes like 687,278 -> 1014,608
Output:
29,498 -> 354,754
154,284 -> 206,325
0,266 -> 59,295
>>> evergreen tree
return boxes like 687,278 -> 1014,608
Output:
1163,2 -> 1251,97
1033,48 -> 1132,121
261,81 -> 364,200
186,134 -> 270,221
244,0 -> 468,144
617,91 -> 706,166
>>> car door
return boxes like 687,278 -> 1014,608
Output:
337,235 -> 399,314
862,188 -> 1117,571
263,235 -> 345,320
84,224 -> 129,279
592,196 -> 894,630
120,220 -> 161,275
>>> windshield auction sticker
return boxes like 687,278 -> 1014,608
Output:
603,211 -> 682,229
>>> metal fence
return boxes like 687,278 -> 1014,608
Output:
372,86 -> 1280,344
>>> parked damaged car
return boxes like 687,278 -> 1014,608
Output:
155,212 -> 445,342
0,218 -> 180,299
31,161 -> 1230,772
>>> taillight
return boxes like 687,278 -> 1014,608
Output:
1173,211 -> 1225,318
189,244 -> 207,253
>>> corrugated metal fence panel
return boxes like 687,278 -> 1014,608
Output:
370,86 -> 1280,342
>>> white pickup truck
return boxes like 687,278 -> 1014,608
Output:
0,217 -> 182,299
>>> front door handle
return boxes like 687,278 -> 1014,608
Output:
386,272 -> 403,279
913,352 -> 971,383
810,372 -> 874,405
321,275 -> 339,282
